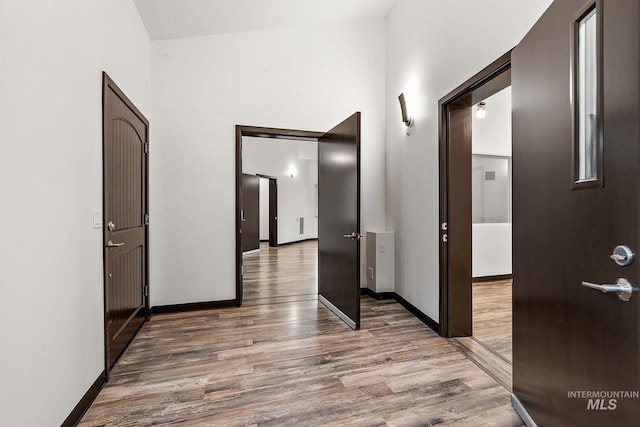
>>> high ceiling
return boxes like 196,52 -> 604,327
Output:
134,0 -> 397,41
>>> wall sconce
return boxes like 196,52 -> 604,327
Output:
476,102 -> 486,119
287,164 -> 297,178
398,93 -> 415,135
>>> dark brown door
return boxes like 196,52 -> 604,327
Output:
268,178 -> 278,247
446,106 -> 472,337
512,1 -> 639,425
102,73 -> 149,374
318,112 -> 361,329
241,173 -> 260,253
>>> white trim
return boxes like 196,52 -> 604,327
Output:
511,394 -> 538,427
318,294 -> 356,330
242,249 -> 260,256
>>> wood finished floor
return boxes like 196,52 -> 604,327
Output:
452,280 -> 513,391
80,241 -> 520,426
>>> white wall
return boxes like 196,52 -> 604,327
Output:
150,20 -> 386,306
0,1 -> 151,425
243,137 -> 318,244
473,224 -> 512,277
385,0 -> 552,321
472,86 -> 512,277
472,87 -> 512,157
472,156 -> 511,223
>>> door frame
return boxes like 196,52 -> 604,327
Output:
102,72 -> 150,377
235,125 -> 323,305
438,51 -> 512,337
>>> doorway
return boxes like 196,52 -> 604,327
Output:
438,52 -> 511,338
469,86 -> 513,383
235,115 -> 362,330
438,54 -> 514,388
235,126 -> 322,306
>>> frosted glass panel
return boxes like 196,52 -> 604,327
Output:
472,155 -> 511,224
576,8 -> 598,181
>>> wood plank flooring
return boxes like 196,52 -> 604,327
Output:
472,280 -> 512,363
242,241 -> 318,306
79,242 -> 520,426
452,280 -> 513,391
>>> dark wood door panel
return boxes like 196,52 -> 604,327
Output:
318,112 -> 361,330
103,73 -> 149,375
447,105 -> 472,337
241,173 -> 260,253
512,0 -> 639,425
107,244 -> 145,363
269,178 -> 278,247
108,117 -> 144,231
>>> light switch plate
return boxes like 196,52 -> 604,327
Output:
379,242 -> 385,253
93,209 -> 103,229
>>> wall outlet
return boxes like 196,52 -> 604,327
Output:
379,242 -> 385,253
368,267 -> 374,280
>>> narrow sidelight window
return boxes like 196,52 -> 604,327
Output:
572,4 -> 602,187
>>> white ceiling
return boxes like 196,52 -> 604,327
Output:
133,0 -> 397,41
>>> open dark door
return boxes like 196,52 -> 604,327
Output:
318,112 -> 361,330
511,1 -> 639,425
268,178 -> 278,247
241,173 -> 260,253
446,106 -> 472,337
102,73 -> 149,375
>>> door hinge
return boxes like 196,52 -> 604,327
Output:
144,285 -> 149,296
144,213 -> 150,225
144,142 -> 149,154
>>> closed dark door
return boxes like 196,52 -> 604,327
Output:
241,173 -> 260,253
318,112 -> 361,330
102,73 -> 149,374
268,178 -> 278,247
512,1 -> 639,425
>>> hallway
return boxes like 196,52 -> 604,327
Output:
79,242 -> 521,426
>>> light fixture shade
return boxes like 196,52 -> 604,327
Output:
398,93 -> 415,127
476,102 -> 486,119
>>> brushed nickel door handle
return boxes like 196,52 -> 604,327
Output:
106,240 -> 124,248
342,232 -> 361,241
581,278 -> 638,302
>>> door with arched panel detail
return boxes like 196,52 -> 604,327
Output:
102,73 -> 149,376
